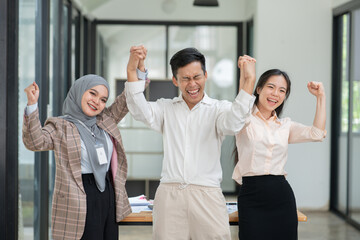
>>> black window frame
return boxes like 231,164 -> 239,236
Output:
0,0 -> 19,239
331,0 -> 360,231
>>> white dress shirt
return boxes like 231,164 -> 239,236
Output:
125,80 -> 255,187
232,107 -> 326,184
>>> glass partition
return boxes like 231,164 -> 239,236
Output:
332,6 -> 360,231
350,8 -> 360,225
337,13 -> 350,215
97,25 -> 167,185
18,0 -> 36,238
97,23 -> 240,193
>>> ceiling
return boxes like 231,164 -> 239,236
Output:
73,0 -> 251,22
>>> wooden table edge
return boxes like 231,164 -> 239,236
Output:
120,209 -> 307,224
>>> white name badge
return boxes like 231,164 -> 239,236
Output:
95,144 -> 108,165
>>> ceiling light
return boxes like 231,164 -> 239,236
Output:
193,0 -> 219,7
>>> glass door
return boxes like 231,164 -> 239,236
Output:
349,8 -> 360,226
18,0 -> 36,238
332,7 -> 360,231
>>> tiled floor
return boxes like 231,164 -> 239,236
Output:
119,211 -> 360,240
21,211 -> 360,239
298,211 -> 360,240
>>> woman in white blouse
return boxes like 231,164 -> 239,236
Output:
232,68 -> 326,240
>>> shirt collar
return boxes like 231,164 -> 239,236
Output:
253,106 -> 281,124
173,92 -> 213,106
201,93 -> 213,105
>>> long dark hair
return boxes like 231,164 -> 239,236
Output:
254,69 -> 291,117
234,69 -> 292,166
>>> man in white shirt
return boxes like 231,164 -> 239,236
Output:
125,46 -> 256,240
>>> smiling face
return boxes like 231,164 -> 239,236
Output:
172,61 -> 207,110
81,85 -> 108,117
256,75 -> 288,119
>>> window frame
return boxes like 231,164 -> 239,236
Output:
331,0 -> 360,231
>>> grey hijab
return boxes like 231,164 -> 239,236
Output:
62,74 -> 110,192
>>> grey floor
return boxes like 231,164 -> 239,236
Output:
119,211 -> 360,240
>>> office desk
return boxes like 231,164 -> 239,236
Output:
120,210 -> 307,225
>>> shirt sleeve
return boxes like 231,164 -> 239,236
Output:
136,68 -> 148,80
124,80 -> 164,133
216,90 -> 255,136
25,102 -> 38,116
288,121 -> 327,144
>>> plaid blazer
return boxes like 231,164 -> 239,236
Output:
23,92 -> 131,240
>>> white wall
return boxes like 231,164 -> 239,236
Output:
249,0 -> 333,209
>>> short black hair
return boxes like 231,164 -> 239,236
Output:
169,48 -> 206,79
254,69 -> 291,117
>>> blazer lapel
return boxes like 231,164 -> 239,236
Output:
67,123 -> 85,193
97,117 -> 126,181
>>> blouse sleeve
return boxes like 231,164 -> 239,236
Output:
288,120 -> 326,144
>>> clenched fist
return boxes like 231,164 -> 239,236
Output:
238,55 -> 256,83
24,82 -> 40,105
128,45 -> 147,73
307,81 -> 325,98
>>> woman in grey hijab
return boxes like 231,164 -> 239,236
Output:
23,74 -> 132,240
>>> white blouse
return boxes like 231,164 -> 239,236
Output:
233,107 -> 326,184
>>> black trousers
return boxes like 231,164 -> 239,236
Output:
237,175 -> 298,240
81,172 -> 118,240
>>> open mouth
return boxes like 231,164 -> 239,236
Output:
187,89 -> 200,98
267,98 -> 278,106
88,103 -> 98,111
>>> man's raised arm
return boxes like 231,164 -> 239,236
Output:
125,46 -> 164,132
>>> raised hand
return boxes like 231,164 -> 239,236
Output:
127,45 -> 147,82
128,45 -> 147,72
307,81 -> 325,98
238,55 -> 256,82
24,82 -> 40,105
238,55 -> 256,95
138,47 -> 147,72
308,81 -> 326,130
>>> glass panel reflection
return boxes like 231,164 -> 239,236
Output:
121,129 -> 163,153
18,0 -> 36,239
127,154 -> 163,179
98,25 -> 167,180
350,8 -> 360,225
337,13 -> 350,214
97,25 -> 167,102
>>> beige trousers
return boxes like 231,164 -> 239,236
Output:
152,183 -> 231,240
